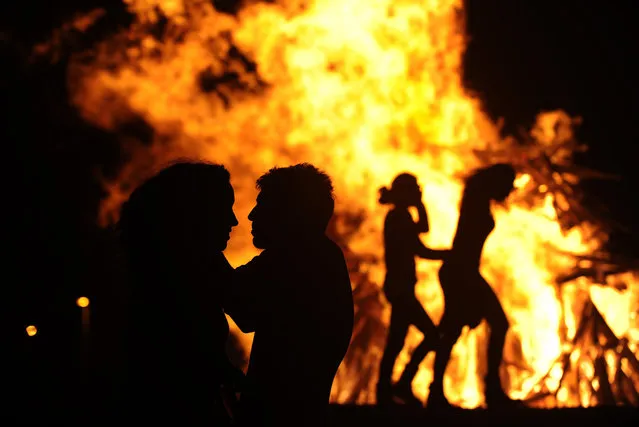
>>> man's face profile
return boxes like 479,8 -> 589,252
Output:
248,191 -> 283,249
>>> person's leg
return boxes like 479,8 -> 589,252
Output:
478,281 -> 518,406
427,267 -> 468,408
427,308 -> 463,408
394,297 -> 439,399
377,305 -> 410,404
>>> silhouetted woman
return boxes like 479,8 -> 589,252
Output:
117,161 -> 242,424
428,163 -> 520,408
377,173 -> 448,405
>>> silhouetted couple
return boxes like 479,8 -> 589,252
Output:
377,164 -> 522,408
117,162 -> 354,426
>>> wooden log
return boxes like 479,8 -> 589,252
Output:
614,357 -> 639,405
556,268 -> 629,290
593,353 -> 617,405
619,342 -> 639,380
524,300 -> 597,402
473,126 -> 630,239
577,360 -> 597,406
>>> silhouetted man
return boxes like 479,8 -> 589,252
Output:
224,163 -> 354,427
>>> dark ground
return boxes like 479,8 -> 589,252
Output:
327,405 -> 639,427
10,405 -> 639,426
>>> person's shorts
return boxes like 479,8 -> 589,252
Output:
438,264 -> 486,329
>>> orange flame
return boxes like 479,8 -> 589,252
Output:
66,0 -> 638,407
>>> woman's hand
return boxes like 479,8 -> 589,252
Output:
222,363 -> 246,392
408,188 -> 424,207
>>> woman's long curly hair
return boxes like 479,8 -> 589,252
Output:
462,163 -> 516,204
117,160 -> 231,281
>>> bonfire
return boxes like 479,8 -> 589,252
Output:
30,0 -> 638,408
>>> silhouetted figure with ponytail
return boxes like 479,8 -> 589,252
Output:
117,161 -> 243,425
376,173 -> 448,405
427,163 -> 522,408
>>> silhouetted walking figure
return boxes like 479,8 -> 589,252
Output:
427,163 -> 521,408
376,173 -> 448,405
117,161 -> 243,425
224,163 -> 354,427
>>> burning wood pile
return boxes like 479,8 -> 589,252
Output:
23,0 -> 639,408
480,117 -> 639,406
329,113 -> 639,406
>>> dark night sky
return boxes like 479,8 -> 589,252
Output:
3,0 -> 638,392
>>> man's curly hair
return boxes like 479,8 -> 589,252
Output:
256,163 -> 335,232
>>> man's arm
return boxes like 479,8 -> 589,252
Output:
222,252 -> 270,333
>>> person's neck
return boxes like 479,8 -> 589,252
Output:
393,203 -> 409,210
269,232 -> 325,250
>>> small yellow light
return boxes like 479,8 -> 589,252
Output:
26,325 -> 38,337
76,297 -> 90,308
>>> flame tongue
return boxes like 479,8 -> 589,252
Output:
66,0 -> 637,407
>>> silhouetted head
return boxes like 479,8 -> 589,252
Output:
379,173 -> 421,207
249,163 -> 334,249
464,163 -> 516,203
118,161 -> 238,274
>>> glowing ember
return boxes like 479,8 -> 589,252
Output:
63,0 -> 637,407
